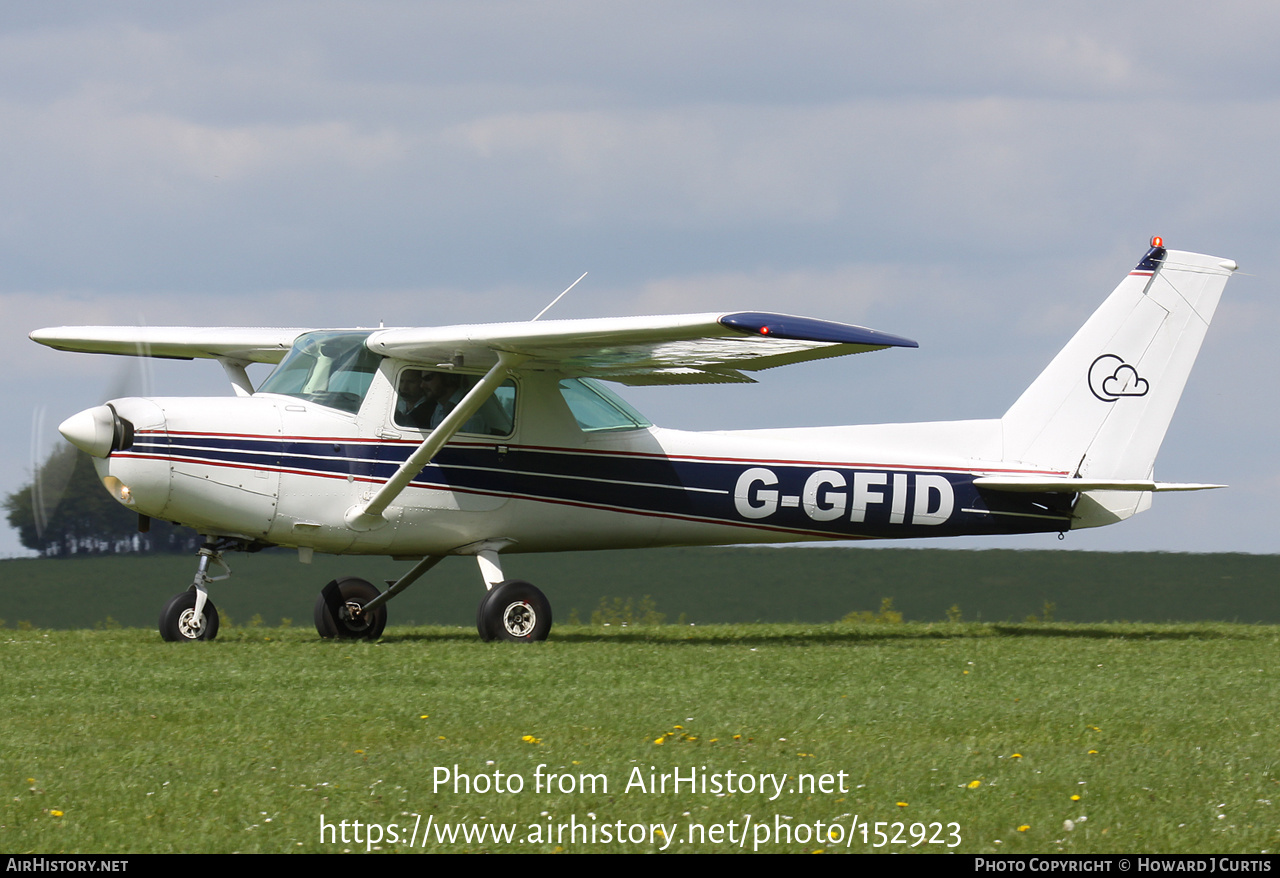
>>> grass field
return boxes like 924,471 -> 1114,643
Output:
2,622 -> 1277,854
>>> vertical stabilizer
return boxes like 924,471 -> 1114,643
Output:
1001,241 -> 1234,519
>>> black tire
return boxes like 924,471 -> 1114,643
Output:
314,577 -> 387,639
159,588 -> 220,642
476,580 -> 551,643
476,588 -> 495,642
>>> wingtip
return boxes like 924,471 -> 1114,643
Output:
718,312 -> 918,349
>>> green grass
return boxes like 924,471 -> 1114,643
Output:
2,623 -> 1277,853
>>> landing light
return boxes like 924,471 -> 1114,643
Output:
102,476 -> 134,506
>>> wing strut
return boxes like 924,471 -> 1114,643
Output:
344,350 -> 527,531
217,357 -> 255,397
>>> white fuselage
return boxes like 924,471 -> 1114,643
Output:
96,360 -> 1071,558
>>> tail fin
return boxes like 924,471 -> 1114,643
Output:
1000,240 -> 1235,521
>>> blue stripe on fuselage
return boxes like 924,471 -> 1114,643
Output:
135,434 -> 1071,538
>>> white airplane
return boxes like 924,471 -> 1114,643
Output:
31,239 -> 1235,643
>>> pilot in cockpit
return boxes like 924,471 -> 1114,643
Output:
395,370 -> 428,428
395,369 -> 512,436
422,371 -> 461,428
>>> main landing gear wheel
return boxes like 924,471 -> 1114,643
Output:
159,588 -> 220,642
476,580 -> 552,643
314,577 -> 388,640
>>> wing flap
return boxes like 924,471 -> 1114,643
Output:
608,367 -> 757,386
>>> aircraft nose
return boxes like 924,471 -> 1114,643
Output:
59,405 -> 130,458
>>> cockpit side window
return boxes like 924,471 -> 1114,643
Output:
558,378 -> 651,433
393,368 -> 516,437
258,331 -> 381,414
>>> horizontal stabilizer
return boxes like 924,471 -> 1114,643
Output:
974,476 -> 1226,493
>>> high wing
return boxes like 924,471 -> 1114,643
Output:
366,311 -> 917,385
31,312 -> 917,385
28,326 -> 314,364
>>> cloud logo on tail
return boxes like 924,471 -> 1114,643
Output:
1089,354 -> 1149,402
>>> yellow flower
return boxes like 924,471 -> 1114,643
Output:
354,749 -> 365,754
1011,753 -> 1023,759
896,801 -> 908,807
1017,825 -> 1030,832
1088,749 -> 1098,755
1071,794 -> 1081,801
50,810 -> 63,817
967,780 -> 981,789
419,715 -> 429,719
522,735 -> 541,744
653,737 -> 665,745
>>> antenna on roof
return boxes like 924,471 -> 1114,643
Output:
531,272 -> 587,322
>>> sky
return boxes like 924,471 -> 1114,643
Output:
3,1 -> 1277,557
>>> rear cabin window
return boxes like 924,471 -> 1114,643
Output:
558,378 -> 651,433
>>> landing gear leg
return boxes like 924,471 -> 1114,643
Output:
159,538 -> 231,642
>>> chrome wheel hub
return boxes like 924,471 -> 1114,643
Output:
501,601 -> 536,638
177,608 -> 204,639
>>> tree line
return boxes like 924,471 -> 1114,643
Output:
5,445 -> 199,557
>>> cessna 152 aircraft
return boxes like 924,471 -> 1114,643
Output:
32,239 -> 1234,643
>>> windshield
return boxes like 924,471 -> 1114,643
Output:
258,331 -> 382,414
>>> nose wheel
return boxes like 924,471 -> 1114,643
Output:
477,580 -> 552,642
159,538 -> 231,642
159,588 -> 220,642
